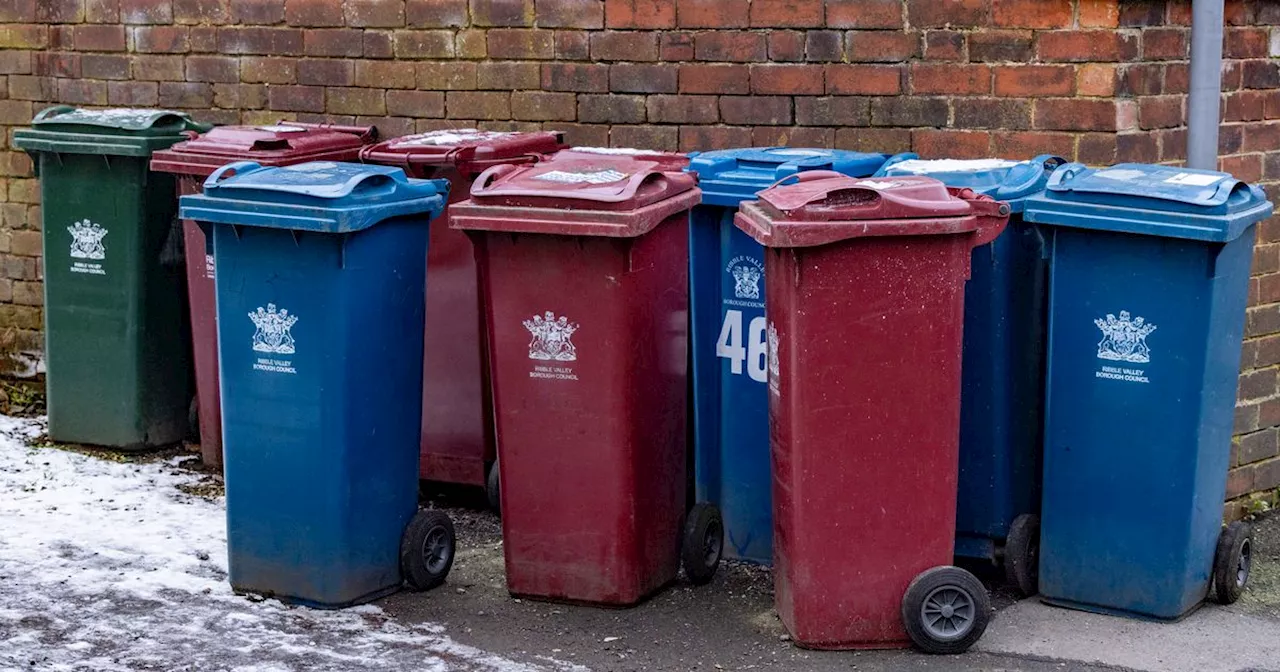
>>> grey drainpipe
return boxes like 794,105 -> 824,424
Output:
1186,0 -> 1225,171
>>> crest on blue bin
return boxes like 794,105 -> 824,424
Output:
1094,310 -> 1156,364
250,304 -> 298,355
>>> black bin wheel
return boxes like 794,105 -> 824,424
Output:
1004,513 -> 1040,598
681,503 -> 723,586
400,509 -> 456,592
1213,520 -> 1252,605
486,459 -> 501,516
902,565 -> 992,655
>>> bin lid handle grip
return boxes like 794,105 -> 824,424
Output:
765,169 -> 848,191
471,163 -> 522,196
205,161 -> 262,189
32,105 -> 77,123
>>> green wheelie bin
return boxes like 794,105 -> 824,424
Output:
14,107 -> 209,448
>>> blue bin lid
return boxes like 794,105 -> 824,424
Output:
1023,162 -> 1274,243
874,154 -> 1066,213
686,147 -> 890,207
179,160 -> 450,233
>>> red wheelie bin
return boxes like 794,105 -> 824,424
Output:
360,129 -> 566,508
150,122 -> 375,468
452,153 -> 723,606
735,173 -> 1009,653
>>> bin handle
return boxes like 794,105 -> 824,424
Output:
471,163 -> 522,195
32,105 -> 77,123
205,161 -> 261,189
280,121 -> 377,142
766,170 -> 848,191
956,189 -> 1012,248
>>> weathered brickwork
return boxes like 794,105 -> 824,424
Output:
1,0 -> 1279,510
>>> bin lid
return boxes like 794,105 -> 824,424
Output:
360,128 -> 566,175
557,146 -> 689,171
178,161 -> 449,233
1023,162 -> 1274,243
736,173 -> 1009,248
874,154 -> 1065,213
151,123 -> 375,177
686,147 -> 891,207
13,105 -> 209,157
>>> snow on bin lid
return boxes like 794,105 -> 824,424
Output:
468,154 -> 697,208
32,106 -> 193,131
687,147 -> 891,207
876,154 -> 1066,213
361,128 -> 566,171
15,105 -> 210,158
1024,162 -> 1274,243
179,160 -> 449,233
151,123 -> 374,176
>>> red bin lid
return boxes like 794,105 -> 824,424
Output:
150,122 -> 375,177
737,172 -> 1009,248
360,128 -> 567,174
554,146 -> 689,172
451,153 -> 700,237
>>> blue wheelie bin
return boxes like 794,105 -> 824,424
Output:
686,147 -> 890,564
875,154 -> 1065,595
1024,163 -> 1273,620
180,161 -> 457,608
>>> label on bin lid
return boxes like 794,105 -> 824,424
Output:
467,154 -> 697,209
34,107 -> 191,131
533,169 -> 628,185
1023,162 -> 1275,243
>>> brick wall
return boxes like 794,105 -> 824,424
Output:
1,0 -> 1279,510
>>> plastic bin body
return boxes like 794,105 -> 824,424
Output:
150,122 -> 375,468
360,129 -> 566,486
13,107 -> 207,448
685,148 -> 889,564
876,154 -> 1063,562
1024,163 -> 1273,620
180,161 -> 448,608
735,174 -> 1008,648
452,155 -> 701,606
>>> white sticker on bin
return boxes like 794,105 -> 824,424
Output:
1094,169 -> 1147,181
533,169 -> 628,185
1164,172 -> 1224,187
855,179 -> 905,190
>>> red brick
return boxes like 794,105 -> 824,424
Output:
767,30 -> 805,62
511,91 -> 576,121
1142,28 -> 1187,61
826,64 -> 901,95
994,65 -> 1074,97
230,0 -> 284,24
952,98 -> 1031,130
1118,0 -> 1163,26
471,0 -> 533,26
610,63 -> 677,93
119,0 -> 172,24
393,30 -> 455,58
992,0 -> 1070,28
925,31 -> 964,61
0,52 -> 33,76
159,81 -> 213,108
646,94 -> 717,123
476,61 -> 540,90
1226,465 -> 1254,500
343,0 -> 404,27
386,89 -> 445,117
540,62 -> 609,92
50,25 -> 73,50
36,0 -> 85,22
678,63 -> 749,94
555,30 -> 589,59
847,30 -> 919,63
693,31 -> 766,62
217,27 -> 304,55
241,56 -> 296,83
1243,61 -> 1280,90
402,0 -> 464,26
268,84 -> 324,112
678,0 -> 747,28
912,129 -> 992,160
173,0 -> 229,24
74,25 -> 126,51
363,30 -> 393,57
578,94 -> 647,123
991,131 -> 1076,161
1034,98 -> 1120,132
355,60 -> 416,89
1079,0 -> 1119,27
835,126 -> 912,153
1225,91 -> 1266,123
285,0 -> 341,26
131,54 -> 185,80
720,96 -> 791,125
1116,132 -> 1157,162
1238,427 -> 1280,465
487,28 -> 554,59
133,26 -> 190,54
1076,63 -> 1116,97
185,55 -> 238,83
911,63 -> 990,95
446,91 -> 512,119
968,30 -> 1033,62
417,62 -> 477,90
322,87 -> 382,115
85,0 -> 119,23
0,0 -> 35,22
537,0 -> 603,28
869,97 -> 948,127
750,0 -> 822,28
753,126 -> 833,149
605,0 -> 675,29
1037,30 -> 1139,62
679,125 -> 752,152
1138,96 -> 1183,130
591,31 -> 658,61
190,26 -> 218,52
826,0 -> 901,28
108,80 -> 159,106
659,32 -> 694,60
1226,27 -> 1269,59
304,29 -> 363,57
1245,123 -> 1280,154
906,0 -> 987,28
611,125 -> 679,151
1118,63 -> 1162,96
751,64 -> 824,95
794,96 -> 870,127
805,30 -> 844,62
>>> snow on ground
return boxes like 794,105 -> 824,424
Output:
0,416 -> 574,672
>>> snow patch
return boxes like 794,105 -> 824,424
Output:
885,158 -> 1020,174
390,130 -> 517,148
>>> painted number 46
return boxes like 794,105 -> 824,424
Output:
717,310 -> 768,383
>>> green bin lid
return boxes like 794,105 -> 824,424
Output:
13,105 -> 210,158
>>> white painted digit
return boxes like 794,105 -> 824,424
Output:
747,317 -> 768,383
716,310 -> 746,374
